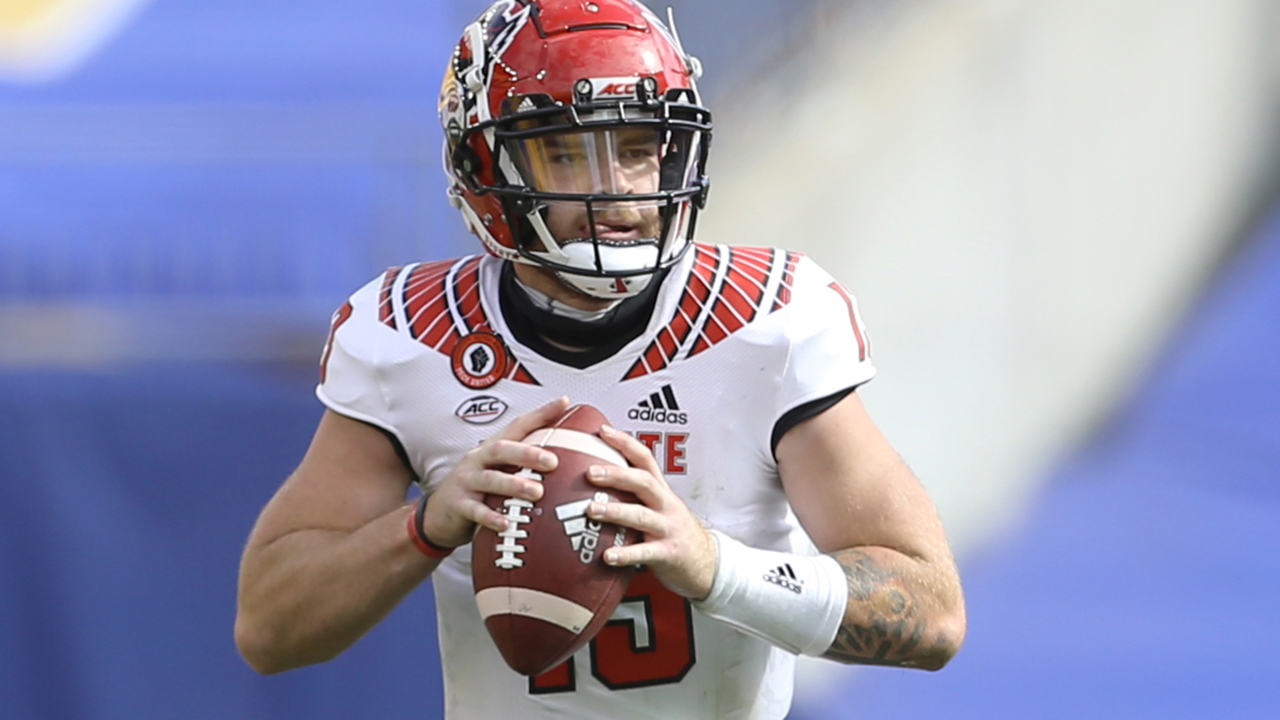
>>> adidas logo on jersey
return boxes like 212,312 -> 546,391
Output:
627,384 -> 688,425
555,492 -> 626,564
763,563 -> 803,594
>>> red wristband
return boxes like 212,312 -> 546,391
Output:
407,494 -> 455,560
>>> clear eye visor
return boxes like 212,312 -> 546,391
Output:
507,124 -> 703,197
461,98 -> 712,295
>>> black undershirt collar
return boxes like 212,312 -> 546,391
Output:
497,262 -> 668,369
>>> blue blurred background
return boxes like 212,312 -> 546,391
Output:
2,0 -> 1278,718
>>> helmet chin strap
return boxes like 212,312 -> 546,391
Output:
519,209 -> 670,300
553,268 -> 655,300
516,274 -> 620,320
542,237 -> 662,300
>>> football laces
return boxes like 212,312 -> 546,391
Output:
493,467 -> 542,569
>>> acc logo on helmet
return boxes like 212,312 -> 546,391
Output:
588,76 -> 641,100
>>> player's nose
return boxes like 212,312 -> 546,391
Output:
595,155 -> 637,194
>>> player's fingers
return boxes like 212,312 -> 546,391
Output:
467,468 -> 544,502
473,439 -> 558,474
456,497 -> 509,534
492,396 -> 571,442
601,540 -> 663,568
598,425 -> 665,480
585,464 -> 665,508
587,499 -> 665,537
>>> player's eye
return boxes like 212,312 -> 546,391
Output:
617,146 -> 657,167
548,150 -> 586,166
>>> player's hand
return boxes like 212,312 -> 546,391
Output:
584,425 -> 718,600
418,396 -> 570,549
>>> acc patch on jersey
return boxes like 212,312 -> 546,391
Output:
455,395 -> 509,425
451,332 -> 509,389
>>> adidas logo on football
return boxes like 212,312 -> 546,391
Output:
763,563 -> 803,594
627,384 -> 688,425
555,492 -> 626,564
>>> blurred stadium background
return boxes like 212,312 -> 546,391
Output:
1,0 -> 1278,717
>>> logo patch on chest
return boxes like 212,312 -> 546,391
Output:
455,395 -> 509,424
450,332 -> 509,389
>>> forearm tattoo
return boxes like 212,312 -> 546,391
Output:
823,549 -> 952,668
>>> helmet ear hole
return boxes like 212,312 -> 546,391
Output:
510,196 -> 536,217
695,176 -> 711,210
455,144 -> 485,179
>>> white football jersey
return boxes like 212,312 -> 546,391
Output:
317,244 -> 875,720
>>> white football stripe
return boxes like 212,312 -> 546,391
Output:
555,498 -> 591,521
522,428 -> 626,467
475,586 -> 595,635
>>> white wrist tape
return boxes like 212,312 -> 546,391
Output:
692,530 -> 848,656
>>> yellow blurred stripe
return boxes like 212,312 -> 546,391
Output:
0,0 -> 72,31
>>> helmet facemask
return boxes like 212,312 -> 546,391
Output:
459,88 -> 711,300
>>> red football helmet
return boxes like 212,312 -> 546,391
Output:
440,0 -> 712,300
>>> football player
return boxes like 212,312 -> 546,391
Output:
235,1 -> 966,717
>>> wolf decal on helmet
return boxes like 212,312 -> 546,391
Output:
439,0 -> 713,300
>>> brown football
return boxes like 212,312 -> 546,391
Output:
471,404 -> 639,676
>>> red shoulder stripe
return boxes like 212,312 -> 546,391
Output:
507,363 -> 539,385
319,301 -> 354,384
828,281 -> 869,362
771,251 -> 802,312
378,267 -> 402,329
403,260 -> 459,351
393,258 -> 538,386
689,246 -> 773,358
623,244 -> 718,381
452,257 -> 486,334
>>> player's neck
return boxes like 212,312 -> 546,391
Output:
498,261 -> 665,368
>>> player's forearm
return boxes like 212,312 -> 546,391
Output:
823,546 -> 965,669
235,504 -> 436,674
